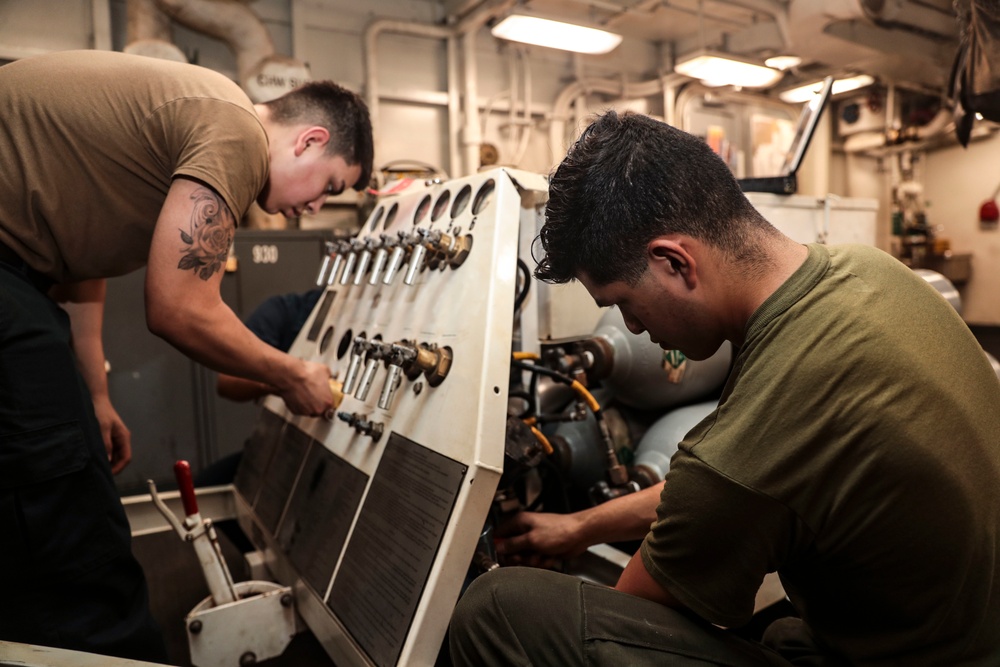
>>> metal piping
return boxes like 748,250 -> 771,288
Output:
363,1 -> 513,178
124,0 -> 185,62
127,0 -> 172,42
363,19 -> 453,174
153,0 -> 276,86
549,76 -> 666,165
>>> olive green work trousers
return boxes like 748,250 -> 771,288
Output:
449,566 -> 796,667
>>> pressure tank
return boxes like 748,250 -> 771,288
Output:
633,400 -> 718,482
592,306 -> 731,410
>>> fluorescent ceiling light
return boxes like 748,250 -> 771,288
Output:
779,74 -> 875,103
674,50 -> 783,89
490,14 -> 623,55
765,55 -> 802,71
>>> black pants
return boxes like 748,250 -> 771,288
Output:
450,567 -> 794,667
0,261 -> 167,662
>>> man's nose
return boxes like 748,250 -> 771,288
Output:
306,194 -> 325,214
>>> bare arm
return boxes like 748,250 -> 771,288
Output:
496,481 -> 664,564
216,373 -> 278,402
615,550 -> 686,609
51,279 -> 132,474
146,177 -> 333,417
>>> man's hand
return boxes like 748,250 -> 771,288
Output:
52,278 -> 133,474
495,511 -> 589,568
495,482 -> 665,568
92,394 -> 132,474
275,359 -> 335,417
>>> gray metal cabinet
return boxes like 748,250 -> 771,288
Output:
105,230 -> 332,494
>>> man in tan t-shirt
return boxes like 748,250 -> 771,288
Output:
0,50 -> 372,661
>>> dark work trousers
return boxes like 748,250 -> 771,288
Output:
449,567 -> 794,667
0,260 -> 168,663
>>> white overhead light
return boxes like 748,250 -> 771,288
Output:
765,55 -> 802,71
779,74 -> 875,103
673,50 -> 783,89
490,14 -> 623,55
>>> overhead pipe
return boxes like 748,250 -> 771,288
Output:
127,0 -> 172,42
154,0 -> 274,82
124,0 -> 186,62
460,1 -> 517,175
363,19 -> 455,175
153,0 -> 310,101
549,76 -> 666,165
363,1 -> 514,178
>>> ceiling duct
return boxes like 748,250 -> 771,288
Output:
152,0 -> 311,102
124,0 -> 187,63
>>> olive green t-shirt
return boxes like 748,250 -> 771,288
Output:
641,244 -> 1000,665
0,50 -> 268,283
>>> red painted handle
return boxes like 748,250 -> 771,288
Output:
174,460 -> 199,517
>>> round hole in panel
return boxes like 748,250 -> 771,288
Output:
451,185 -> 472,219
413,195 -> 431,225
336,329 -> 355,360
384,203 -> 399,228
368,206 -> 385,232
431,190 -> 451,223
320,326 -> 336,355
472,179 -> 496,215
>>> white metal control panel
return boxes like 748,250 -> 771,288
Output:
233,168 -> 549,667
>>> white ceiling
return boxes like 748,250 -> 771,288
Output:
443,0 -> 961,93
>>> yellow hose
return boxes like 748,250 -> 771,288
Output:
529,425 -> 554,455
570,380 -> 601,412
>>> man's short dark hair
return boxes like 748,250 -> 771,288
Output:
264,81 -> 374,191
536,111 -> 775,286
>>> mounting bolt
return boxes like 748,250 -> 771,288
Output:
188,620 -> 202,634
280,593 -> 293,607
239,651 -> 257,666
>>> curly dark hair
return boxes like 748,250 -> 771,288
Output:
263,81 -> 374,191
535,111 -> 776,286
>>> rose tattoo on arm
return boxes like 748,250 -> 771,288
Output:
177,187 -> 235,281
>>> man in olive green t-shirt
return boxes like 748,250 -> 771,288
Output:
450,112 -> 1000,666
0,50 -> 372,660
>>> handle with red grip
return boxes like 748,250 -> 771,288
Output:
173,460 -> 199,518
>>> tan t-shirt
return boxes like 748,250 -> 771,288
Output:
641,244 -> 1000,665
0,50 -> 268,282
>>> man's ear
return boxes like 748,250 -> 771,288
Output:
648,237 -> 697,288
294,126 -> 331,157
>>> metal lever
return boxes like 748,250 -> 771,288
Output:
377,343 -> 419,410
353,238 -> 377,285
355,342 -> 387,401
342,337 -> 368,395
404,230 -> 430,286
339,247 -> 358,285
382,231 -> 409,285
326,246 -> 345,286
378,362 -> 404,410
369,234 -> 393,285
147,461 -> 237,607
315,241 -> 335,285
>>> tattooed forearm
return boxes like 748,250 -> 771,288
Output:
177,187 -> 235,281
